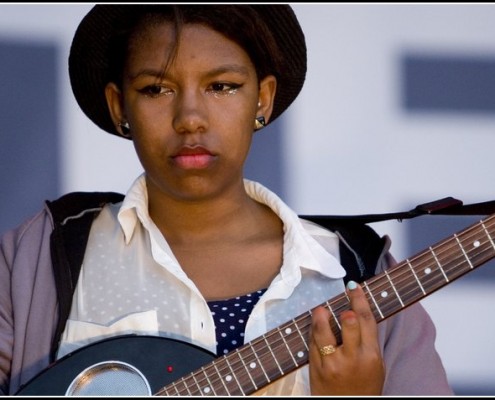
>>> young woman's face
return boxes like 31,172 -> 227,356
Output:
107,21 -> 275,203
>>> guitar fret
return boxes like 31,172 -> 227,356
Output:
294,313 -> 311,351
172,381 -> 182,396
201,365 -> 217,395
325,296 -> 349,345
326,302 -> 341,332
380,261 -> 421,318
221,360 -> 243,395
205,356 -> 242,396
482,222 -> 495,250
187,377 -> 196,396
212,362 -> 230,395
384,269 -> 404,307
276,326 -> 298,366
242,342 -> 271,386
362,281 -> 383,319
208,363 -> 226,396
263,337 -> 283,375
409,252 -> 444,297
283,322 -> 308,365
429,246 -> 449,282
249,335 -> 285,383
406,259 -> 426,295
224,355 -> 245,395
176,376 -> 193,396
180,377 -> 193,396
232,349 -> 258,393
436,231 -> 478,283
269,326 -> 301,375
454,234 -> 474,269
191,370 -> 206,395
162,380 -> 180,396
454,226 -> 494,277
376,254 -> 438,320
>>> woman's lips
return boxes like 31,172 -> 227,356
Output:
173,146 -> 215,169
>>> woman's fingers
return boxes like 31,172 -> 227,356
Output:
340,280 -> 379,357
310,305 -> 339,366
308,281 -> 385,395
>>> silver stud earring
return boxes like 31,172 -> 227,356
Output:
118,121 -> 131,138
254,116 -> 266,131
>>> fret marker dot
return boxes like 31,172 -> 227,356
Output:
424,268 -> 432,275
203,387 -> 211,394
249,362 -> 257,369
381,291 -> 388,298
285,327 -> 292,335
474,240 -> 480,248
297,351 -> 304,358
225,375 -> 232,382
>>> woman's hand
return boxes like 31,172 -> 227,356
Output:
308,281 -> 385,395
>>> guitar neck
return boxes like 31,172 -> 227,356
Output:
157,214 -> 495,396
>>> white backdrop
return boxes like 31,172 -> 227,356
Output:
290,5 -> 495,393
1,3 -> 495,394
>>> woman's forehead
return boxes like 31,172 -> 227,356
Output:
125,23 -> 256,79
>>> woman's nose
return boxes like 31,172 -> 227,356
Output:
172,89 -> 209,134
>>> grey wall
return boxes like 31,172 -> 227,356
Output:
0,40 -> 59,234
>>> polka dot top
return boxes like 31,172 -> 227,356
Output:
207,288 -> 267,356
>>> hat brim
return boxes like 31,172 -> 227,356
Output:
69,4 -> 307,138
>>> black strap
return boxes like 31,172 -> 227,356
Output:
330,222 -> 387,284
47,191 -> 125,361
301,196 -> 495,284
301,196 -> 495,225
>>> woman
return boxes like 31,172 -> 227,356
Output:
0,4 -> 453,396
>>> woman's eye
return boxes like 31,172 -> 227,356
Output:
139,85 -> 173,97
209,82 -> 241,96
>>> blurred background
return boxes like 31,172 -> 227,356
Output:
1,3 -> 494,395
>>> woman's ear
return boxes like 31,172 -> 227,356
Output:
257,75 -> 277,124
105,82 -> 127,136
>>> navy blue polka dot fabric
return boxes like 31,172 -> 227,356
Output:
208,289 -> 267,356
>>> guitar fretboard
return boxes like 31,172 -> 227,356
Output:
157,214 -> 495,396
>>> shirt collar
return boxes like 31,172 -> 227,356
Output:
117,175 -> 345,279
117,173 -> 149,244
244,179 -> 345,280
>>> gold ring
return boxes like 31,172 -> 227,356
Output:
319,344 -> 336,356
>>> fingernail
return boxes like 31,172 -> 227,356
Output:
347,280 -> 357,290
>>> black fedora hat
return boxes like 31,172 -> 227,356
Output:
69,4 -> 307,138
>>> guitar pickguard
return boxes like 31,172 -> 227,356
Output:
15,334 -> 216,396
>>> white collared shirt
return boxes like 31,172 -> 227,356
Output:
59,174 -> 346,395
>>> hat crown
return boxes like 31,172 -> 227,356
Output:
69,4 -> 307,138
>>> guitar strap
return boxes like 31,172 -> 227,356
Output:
300,196 -> 495,225
45,193 -> 495,361
47,191 -> 125,361
302,196 -> 495,285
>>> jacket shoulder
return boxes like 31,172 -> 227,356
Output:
47,191 -> 124,361
46,191 -> 125,225
300,216 -> 387,283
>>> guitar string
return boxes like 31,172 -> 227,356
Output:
159,216 -> 495,396
157,215 -> 495,396
216,216 -> 493,395
361,215 -> 495,322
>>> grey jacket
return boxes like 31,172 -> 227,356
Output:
0,192 -> 454,396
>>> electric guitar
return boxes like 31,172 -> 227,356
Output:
15,213 -> 495,396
